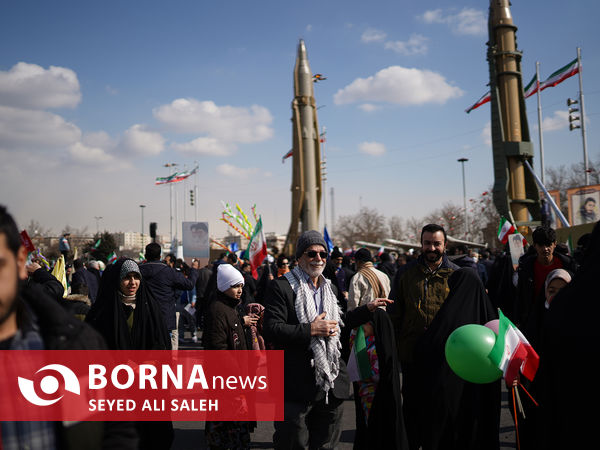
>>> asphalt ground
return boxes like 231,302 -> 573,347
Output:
172,336 -> 517,449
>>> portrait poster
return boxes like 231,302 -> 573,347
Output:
567,184 -> 600,226
182,221 -> 209,266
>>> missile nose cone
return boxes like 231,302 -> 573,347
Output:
297,39 -> 307,60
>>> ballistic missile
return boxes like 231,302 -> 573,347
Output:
488,0 -> 540,233
284,39 -> 323,254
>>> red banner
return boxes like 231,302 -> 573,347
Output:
20,230 -> 36,253
0,350 -> 284,421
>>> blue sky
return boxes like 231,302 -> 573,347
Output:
1,0 -> 598,241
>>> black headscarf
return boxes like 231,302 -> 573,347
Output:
538,220 -> 600,449
413,268 -> 500,450
86,258 -> 170,350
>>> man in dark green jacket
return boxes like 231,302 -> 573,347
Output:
388,223 -> 458,449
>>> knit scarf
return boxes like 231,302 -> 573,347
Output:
358,262 -> 386,299
285,266 -> 343,399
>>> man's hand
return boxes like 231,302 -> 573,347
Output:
310,312 -> 338,337
26,262 -> 42,274
367,298 -> 394,312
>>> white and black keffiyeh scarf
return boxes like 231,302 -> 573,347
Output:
285,266 -> 343,399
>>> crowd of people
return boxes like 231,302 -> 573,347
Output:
0,202 -> 597,449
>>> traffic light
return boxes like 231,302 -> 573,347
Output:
189,190 -> 194,206
567,98 -> 581,131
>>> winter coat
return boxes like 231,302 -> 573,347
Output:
20,282 -> 137,450
139,261 -> 199,330
388,254 -> 459,363
203,291 -> 248,350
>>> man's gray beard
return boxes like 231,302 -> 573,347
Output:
299,260 -> 324,279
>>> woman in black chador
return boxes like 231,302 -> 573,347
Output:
86,257 -> 172,449
538,220 -> 599,449
413,268 -> 500,450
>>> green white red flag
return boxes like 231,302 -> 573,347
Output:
347,325 -> 372,382
489,310 -> 539,384
465,91 -> 491,113
107,251 -> 117,265
497,217 -> 516,244
524,74 -> 538,98
539,58 -> 579,91
246,217 -> 267,279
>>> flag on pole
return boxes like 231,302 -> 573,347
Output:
282,149 -> 293,163
92,238 -> 102,251
524,74 -> 538,98
377,246 -> 384,257
539,58 -> 579,91
323,227 -> 334,253
246,217 -> 267,279
489,310 -> 540,384
465,91 -> 491,113
497,217 -> 517,244
107,251 -> 117,265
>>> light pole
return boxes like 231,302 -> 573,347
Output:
457,158 -> 469,238
94,216 -> 103,235
139,205 -> 146,247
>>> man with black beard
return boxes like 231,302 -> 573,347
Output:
0,205 -> 137,449
388,223 -> 459,449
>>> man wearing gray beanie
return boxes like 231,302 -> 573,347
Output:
264,230 -> 392,449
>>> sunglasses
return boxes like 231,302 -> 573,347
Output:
305,250 -> 328,259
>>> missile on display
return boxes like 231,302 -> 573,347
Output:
284,39 -> 323,255
487,0 -> 541,234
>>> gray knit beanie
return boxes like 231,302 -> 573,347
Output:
295,230 -> 328,259
120,259 -> 141,280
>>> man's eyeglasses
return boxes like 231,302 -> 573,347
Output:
305,250 -> 328,259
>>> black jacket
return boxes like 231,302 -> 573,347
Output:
203,291 -> 248,350
139,261 -> 199,330
19,282 -> 137,450
263,276 -> 372,402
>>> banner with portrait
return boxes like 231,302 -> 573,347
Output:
182,221 -> 209,266
567,185 -> 600,226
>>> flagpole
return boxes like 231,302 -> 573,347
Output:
535,62 -> 545,185
194,160 -> 198,222
576,47 -> 590,186
321,126 -> 327,230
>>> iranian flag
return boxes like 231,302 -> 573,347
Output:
497,217 -> 516,244
347,325 -> 373,382
465,91 -> 491,113
246,217 -> 267,279
539,58 -> 579,91
107,251 -> 117,265
489,310 -> 539,384
524,74 -> 538,98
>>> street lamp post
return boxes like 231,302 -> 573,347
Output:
94,216 -> 103,235
140,205 -> 146,248
457,158 -> 469,238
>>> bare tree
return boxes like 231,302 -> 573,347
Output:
26,219 -> 52,238
388,216 -> 405,241
336,207 -> 387,247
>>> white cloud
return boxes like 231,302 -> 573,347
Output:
0,62 -> 81,109
361,28 -> 387,43
358,103 -> 381,113
419,8 -> 486,36
68,141 -> 116,165
153,98 -> 273,155
0,105 -> 81,150
541,110 -> 569,132
171,137 -> 233,156
482,121 -> 491,147
359,141 -> 386,156
333,66 -> 463,106
383,34 -> 428,56
120,124 -> 165,156
216,163 -> 261,179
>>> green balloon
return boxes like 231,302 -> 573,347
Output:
445,324 -> 502,384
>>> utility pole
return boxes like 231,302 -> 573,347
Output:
458,158 -> 469,237
139,204 -> 146,248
